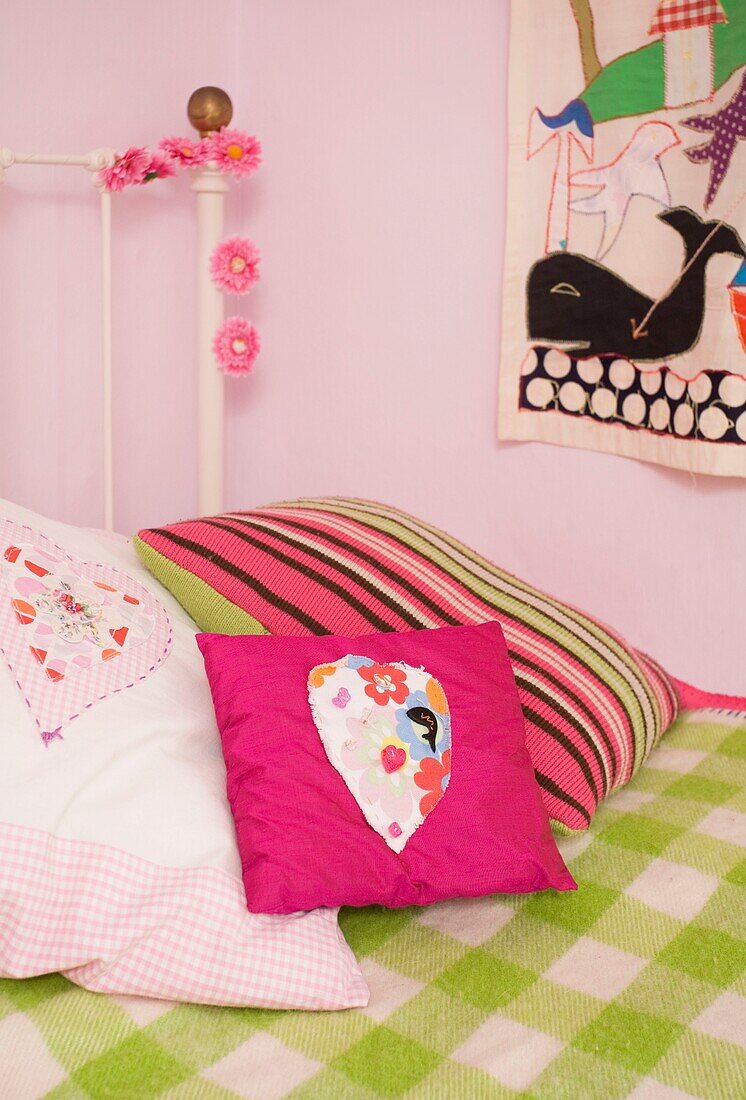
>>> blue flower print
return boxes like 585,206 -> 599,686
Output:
346,655 -> 375,670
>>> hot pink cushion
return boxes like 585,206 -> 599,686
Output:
197,621 -> 576,912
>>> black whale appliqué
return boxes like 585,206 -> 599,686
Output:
526,208 -> 746,362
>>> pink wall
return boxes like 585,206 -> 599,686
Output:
1,0 -> 744,691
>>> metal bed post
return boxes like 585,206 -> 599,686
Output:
188,86 -> 233,518
0,146 -> 117,529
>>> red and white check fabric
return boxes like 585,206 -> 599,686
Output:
649,0 -> 727,35
0,821 -> 369,1010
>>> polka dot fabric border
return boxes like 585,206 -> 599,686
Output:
521,347 -> 746,443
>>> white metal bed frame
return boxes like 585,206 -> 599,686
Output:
0,94 -> 229,531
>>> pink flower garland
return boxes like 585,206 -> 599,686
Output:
97,130 -> 264,380
97,127 -> 262,191
213,317 -> 261,376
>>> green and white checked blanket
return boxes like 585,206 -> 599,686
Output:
2,710 -> 744,1099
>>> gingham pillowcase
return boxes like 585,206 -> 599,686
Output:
0,822 -> 366,1008
0,494 -> 368,1011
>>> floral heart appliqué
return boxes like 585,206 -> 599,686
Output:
308,655 -> 451,852
0,520 -> 172,743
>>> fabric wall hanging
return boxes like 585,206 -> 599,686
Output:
498,0 -> 746,477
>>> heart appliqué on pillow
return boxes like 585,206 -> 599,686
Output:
308,656 -> 451,852
0,520 -> 172,743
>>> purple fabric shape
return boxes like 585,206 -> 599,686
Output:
683,71 -> 746,209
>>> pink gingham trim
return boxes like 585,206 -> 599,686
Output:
0,821 -> 369,1010
649,0 -> 726,34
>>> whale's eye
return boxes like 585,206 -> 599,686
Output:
550,282 -> 581,297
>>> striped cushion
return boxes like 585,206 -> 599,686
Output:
134,498 -> 679,832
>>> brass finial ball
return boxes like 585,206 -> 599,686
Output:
187,87 -> 233,135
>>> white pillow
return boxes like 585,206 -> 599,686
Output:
0,498 -> 368,1010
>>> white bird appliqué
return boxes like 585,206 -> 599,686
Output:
570,121 -> 681,260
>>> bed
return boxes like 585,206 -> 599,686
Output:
2,707 -> 743,1100
2,101 -> 744,1100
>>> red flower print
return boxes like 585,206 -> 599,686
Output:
414,750 -> 451,816
357,663 -> 409,706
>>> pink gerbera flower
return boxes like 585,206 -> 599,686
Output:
213,317 -> 261,376
209,237 -> 261,294
158,136 -> 210,167
143,152 -> 176,181
209,128 -> 262,178
99,146 -> 151,191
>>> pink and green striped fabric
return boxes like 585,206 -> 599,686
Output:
134,498 -> 680,832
